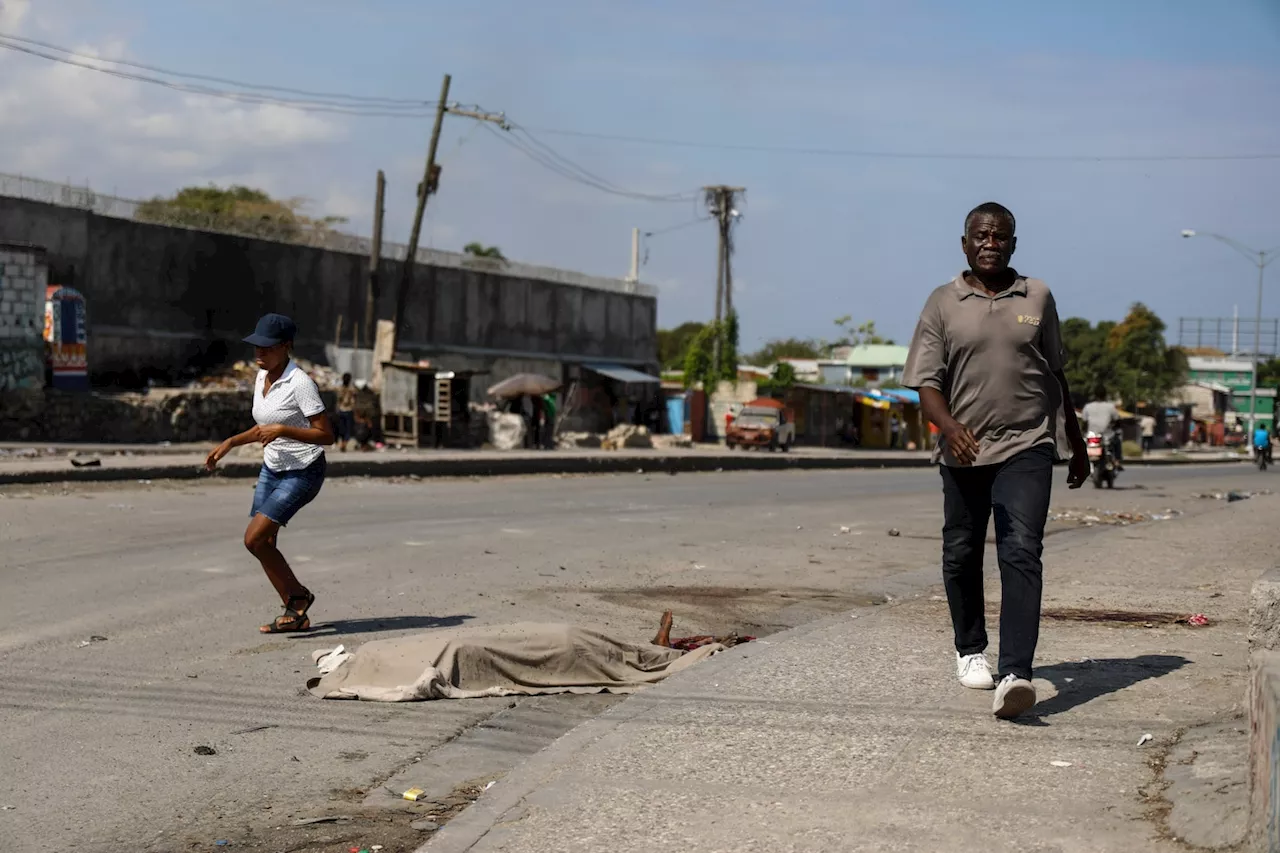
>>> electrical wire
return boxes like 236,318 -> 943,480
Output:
0,31 -> 430,105
482,124 -> 701,203
0,35 -> 438,116
521,125 -> 1280,163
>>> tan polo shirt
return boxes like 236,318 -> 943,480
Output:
903,272 -> 1069,467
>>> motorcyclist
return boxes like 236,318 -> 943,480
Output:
1254,423 -> 1272,464
1081,390 -> 1123,471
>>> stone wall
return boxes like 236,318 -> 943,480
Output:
0,243 -> 46,390
0,388 -> 342,443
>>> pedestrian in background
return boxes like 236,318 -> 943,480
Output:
205,313 -> 334,634
542,391 -> 558,449
904,202 -> 1089,719
336,372 -> 356,452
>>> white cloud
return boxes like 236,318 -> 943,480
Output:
0,12 -> 344,197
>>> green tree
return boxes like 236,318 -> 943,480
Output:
1258,357 -> 1280,389
681,312 -> 740,390
1061,317 -> 1116,404
746,337 -> 821,366
463,242 -> 506,260
657,321 -> 707,370
1107,303 -> 1187,409
826,317 -> 894,352
135,185 -> 347,238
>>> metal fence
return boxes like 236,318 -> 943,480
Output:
1178,316 -> 1279,358
0,172 -> 657,298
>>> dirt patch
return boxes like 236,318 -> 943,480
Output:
165,778 -> 490,853
1041,607 -> 1212,628
593,585 -> 885,636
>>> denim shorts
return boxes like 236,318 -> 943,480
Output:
250,455 -> 326,526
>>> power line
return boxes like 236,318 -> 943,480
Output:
0,31 -> 430,105
522,125 -> 1280,163
481,124 -> 701,203
0,35 -> 438,116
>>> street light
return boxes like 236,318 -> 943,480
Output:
1181,230 -> 1280,448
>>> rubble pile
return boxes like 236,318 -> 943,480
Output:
187,358 -> 343,391
1192,489 -> 1273,501
601,424 -> 653,450
557,431 -> 603,449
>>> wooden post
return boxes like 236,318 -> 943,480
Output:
364,169 -> 385,347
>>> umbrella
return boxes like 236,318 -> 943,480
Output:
487,373 -> 561,399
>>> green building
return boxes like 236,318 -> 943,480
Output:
1186,357 -> 1276,429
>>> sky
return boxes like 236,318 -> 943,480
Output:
0,0 -> 1278,353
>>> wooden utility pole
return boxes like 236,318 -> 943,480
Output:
388,76 -> 511,358
703,185 -> 745,375
364,169 -> 385,347
391,74 -> 452,358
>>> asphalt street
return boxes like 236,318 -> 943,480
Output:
0,464 -> 1266,852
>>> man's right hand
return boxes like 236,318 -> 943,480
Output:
941,420 -> 980,466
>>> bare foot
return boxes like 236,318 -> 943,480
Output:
652,610 -> 674,647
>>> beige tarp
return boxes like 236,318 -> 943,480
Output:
307,622 -> 724,702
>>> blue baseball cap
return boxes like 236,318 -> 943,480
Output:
243,313 -> 298,347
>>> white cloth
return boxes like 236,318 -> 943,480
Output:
253,361 -> 327,471
307,623 -> 725,702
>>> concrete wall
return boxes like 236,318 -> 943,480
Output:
0,196 -> 658,388
0,243 -> 47,390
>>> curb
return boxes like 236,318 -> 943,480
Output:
1250,569 -> 1280,852
0,452 -> 1243,487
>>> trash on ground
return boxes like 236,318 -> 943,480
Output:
402,787 -> 429,801
1193,489 -> 1272,501
1044,607 -> 1211,628
1049,508 -> 1181,526
69,457 -> 102,468
839,526 -> 851,534
229,724 -> 277,735
887,528 -> 901,537
193,745 -> 217,756
1183,613 -> 1211,627
291,815 -> 353,826
484,780 -> 497,791
411,820 -> 441,832
1050,760 -> 1073,768
1137,733 -> 1154,747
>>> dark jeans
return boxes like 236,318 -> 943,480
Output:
939,445 -> 1054,681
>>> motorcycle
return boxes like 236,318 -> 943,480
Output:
1085,431 -> 1117,489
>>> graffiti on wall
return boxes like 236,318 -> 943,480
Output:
0,340 -> 45,390
44,285 -> 89,390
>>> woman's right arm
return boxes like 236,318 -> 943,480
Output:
205,427 -> 260,471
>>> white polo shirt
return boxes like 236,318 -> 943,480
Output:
252,361 -> 327,472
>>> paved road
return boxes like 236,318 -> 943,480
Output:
0,464 -> 1265,852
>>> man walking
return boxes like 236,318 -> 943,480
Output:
904,202 -> 1089,719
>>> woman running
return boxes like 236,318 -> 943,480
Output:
206,313 -> 334,633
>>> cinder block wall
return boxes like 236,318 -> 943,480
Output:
0,243 -> 47,390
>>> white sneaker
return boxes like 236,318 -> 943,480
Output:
956,652 -> 995,690
993,674 -> 1037,719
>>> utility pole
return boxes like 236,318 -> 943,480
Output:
365,169 -> 385,347
627,227 -> 640,283
703,186 -> 745,376
389,76 -> 511,357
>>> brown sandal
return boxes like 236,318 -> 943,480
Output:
260,592 -> 315,633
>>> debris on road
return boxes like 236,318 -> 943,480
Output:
1048,508 -> 1181,527
887,528 -> 901,537
76,635 -> 108,648
1183,613 -> 1211,627
193,745 -> 217,756
230,724 -> 278,735
1137,733 -> 1154,747
69,457 -> 101,468
402,787 -> 429,801
411,820 -> 441,832
1192,489 -> 1272,501
1050,760 -> 1073,768
1044,607 -> 1213,628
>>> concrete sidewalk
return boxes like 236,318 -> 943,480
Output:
0,443 -> 1243,486
425,489 -> 1271,852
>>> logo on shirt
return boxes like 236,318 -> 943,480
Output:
1017,314 -> 1041,326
